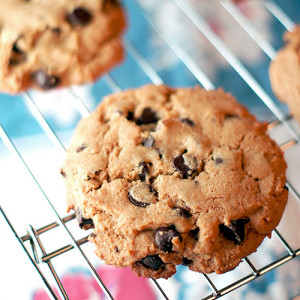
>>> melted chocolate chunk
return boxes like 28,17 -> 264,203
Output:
154,226 -> 182,252
142,136 -> 155,148
158,150 -> 163,159
214,157 -> 223,165
9,42 -> 26,66
149,185 -> 158,197
52,27 -> 61,35
128,192 -> 150,208
12,42 -> 22,54
76,143 -> 88,153
126,111 -> 134,121
181,118 -> 194,126
173,155 -> 189,178
136,108 -> 158,125
224,113 -> 239,120
141,255 -> 164,271
219,218 -> 250,245
173,153 -> 197,179
67,7 -> 92,26
182,257 -> 193,266
76,208 -> 94,230
173,207 -> 192,218
59,168 -> 66,177
128,183 -> 157,208
138,161 -> 149,182
190,227 -> 199,241
32,70 -> 60,90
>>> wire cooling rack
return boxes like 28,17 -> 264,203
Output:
0,1 -> 300,299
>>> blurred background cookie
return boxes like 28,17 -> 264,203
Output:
269,26 -> 300,123
0,0 -> 126,93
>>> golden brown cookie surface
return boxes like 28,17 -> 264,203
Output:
61,84 -> 288,279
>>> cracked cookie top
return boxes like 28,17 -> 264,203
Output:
61,84 -> 288,279
0,0 -> 126,93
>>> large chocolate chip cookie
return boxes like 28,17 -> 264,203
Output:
61,84 -> 288,279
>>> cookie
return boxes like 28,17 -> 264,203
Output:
269,26 -> 300,123
61,84 -> 288,279
0,0 -> 126,93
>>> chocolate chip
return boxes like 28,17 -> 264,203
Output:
181,118 -> 194,126
76,208 -> 94,230
128,183 -> 157,208
149,185 -> 158,197
190,227 -> 199,241
126,111 -> 134,121
138,161 -> 149,182
32,70 -> 60,90
76,143 -> 88,153
51,27 -> 61,35
182,257 -> 193,266
154,226 -> 182,252
128,193 -> 149,208
59,168 -> 66,177
158,150 -> 163,159
224,113 -> 239,120
12,42 -> 22,54
142,136 -> 155,148
173,155 -> 189,178
136,108 -> 158,125
173,153 -> 197,179
173,207 -> 191,218
67,7 -> 92,26
9,42 -> 26,66
219,218 -> 250,245
115,246 -> 119,253
214,157 -> 223,165
141,255 -> 164,271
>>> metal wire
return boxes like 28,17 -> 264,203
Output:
173,0 -> 300,144
220,0 -> 277,59
26,224 -> 69,299
0,204 -> 60,300
124,37 -> 164,85
0,123 -> 114,300
133,0 -> 215,90
24,91 -> 66,152
0,1 -> 299,299
263,0 -> 296,31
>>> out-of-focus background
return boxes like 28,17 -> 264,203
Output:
0,1 -> 300,299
